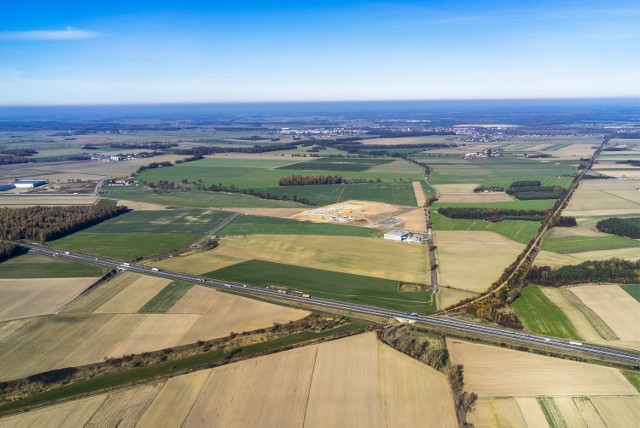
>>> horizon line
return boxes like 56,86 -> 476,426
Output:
0,96 -> 638,109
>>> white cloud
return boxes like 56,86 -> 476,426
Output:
0,27 -> 103,41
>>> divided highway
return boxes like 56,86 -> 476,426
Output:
24,243 -> 640,365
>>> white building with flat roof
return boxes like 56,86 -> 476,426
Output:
384,230 -> 410,241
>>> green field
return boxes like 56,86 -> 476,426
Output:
621,284 -> 640,302
50,233 -> 199,260
541,234 -> 640,253
0,252 -> 107,278
419,157 -> 575,187
137,157 -> 421,189
138,281 -> 195,313
84,209 -> 232,235
430,211 -> 539,244
206,260 -> 436,312
218,215 -> 380,237
49,209 -> 235,260
512,285 -> 581,340
251,181 -> 418,206
622,370 -> 640,392
102,186 -> 304,208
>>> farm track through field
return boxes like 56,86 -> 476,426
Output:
443,137 -> 609,313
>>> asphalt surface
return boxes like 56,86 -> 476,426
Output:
23,243 -> 640,365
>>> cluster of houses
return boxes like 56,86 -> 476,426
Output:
462,148 -> 501,159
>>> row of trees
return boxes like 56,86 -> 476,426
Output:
596,217 -> 640,239
528,259 -> 640,285
135,161 -> 173,174
0,205 -> 129,242
0,148 -> 37,156
438,207 -> 547,222
473,186 -> 504,192
278,175 -> 344,186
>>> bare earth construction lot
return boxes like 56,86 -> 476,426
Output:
0,333 -> 458,427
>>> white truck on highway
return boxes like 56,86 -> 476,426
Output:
151,267 -> 159,271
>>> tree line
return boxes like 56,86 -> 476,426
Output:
135,161 -> 173,174
596,217 -> 640,239
506,180 -> 565,201
279,175 -> 344,186
528,259 -> 640,286
438,207 -> 547,222
0,241 -> 23,263
0,205 -> 129,242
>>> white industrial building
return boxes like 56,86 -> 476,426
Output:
13,180 -> 47,188
384,230 -> 411,241
383,229 -> 423,244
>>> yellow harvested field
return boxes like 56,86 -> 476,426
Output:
540,287 -> 604,343
0,195 -> 97,207
515,398 -> 549,428
399,208 -> 427,232
64,271 -> 140,313
221,207 -> 303,217
434,183 -> 514,203
59,314 -> 200,368
0,277 -> 97,322
533,250 -> 583,267
0,394 -> 107,428
435,231 -> 523,292
433,183 -> 480,193
468,398 -> 527,428
105,314 -> 200,357
0,318 -> 35,343
84,382 -> 163,427
214,234 -> 428,283
0,284 -> 306,380
437,192 -> 514,203
136,371 -> 211,428
447,339 -> 638,396
115,199 -> 167,210
377,339 -> 457,427
93,275 -> 171,313
591,396 -> 640,427
412,181 -> 427,206
0,314 -> 114,381
170,286 -> 308,345
2,333 -> 457,426
553,397 -> 588,428
158,333 -> 456,427
149,250 -> 245,275
184,342 -> 317,427
436,287 -> 479,310
563,180 -> 640,216
594,169 -> 640,179
534,248 -> 640,268
570,284 -> 640,342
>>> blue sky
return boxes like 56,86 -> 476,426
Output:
0,1 -> 638,105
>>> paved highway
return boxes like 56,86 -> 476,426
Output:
23,244 -> 640,365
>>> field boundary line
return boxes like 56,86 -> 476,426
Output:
301,346 -> 319,428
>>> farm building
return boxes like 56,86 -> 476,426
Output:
13,180 -> 47,189
0,183 -> 15,192
384,229 -> 423,244
384,230 -> 410,241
